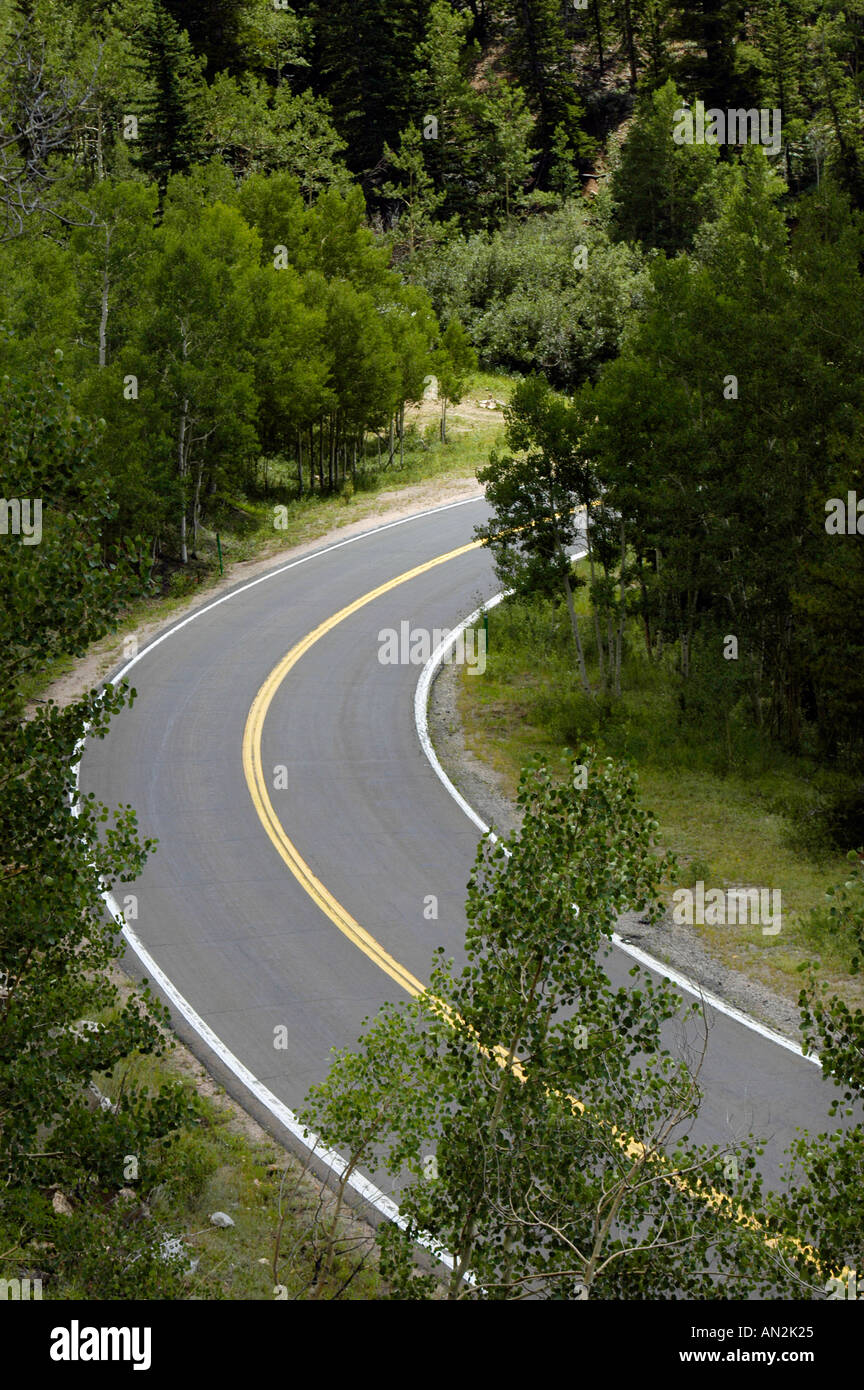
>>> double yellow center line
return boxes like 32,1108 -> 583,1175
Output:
240,537 -> 824,1281
241,540 -> 480,995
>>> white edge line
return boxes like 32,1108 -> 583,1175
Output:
89,492 -> 485,689
413,562 -> 820,1068
106,892 -> 457,1270
68,493 -> 490,1268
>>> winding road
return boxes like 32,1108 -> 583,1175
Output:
80,496 -> 843,1217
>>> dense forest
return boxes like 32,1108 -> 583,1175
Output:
3,0 -> 864,1302
2,0 -> 863,758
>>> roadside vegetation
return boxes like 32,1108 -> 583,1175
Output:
5,0 -> 864,1301
0,1009 -> 385,1300
457,581 -> 864,1001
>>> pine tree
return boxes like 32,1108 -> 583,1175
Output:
505,0 -> 579,167
752,0 -> 808,185
411,0 -> 483,224
810,7 -> 864,206
132,2 -> 205,198
308,0 -> 431,175
635,0 -> 673,89
381,124 -> 449,261
611,79 -> 721,253
162,0 -> 251,77
671,0 -> 748,110
477,77 -> 535,221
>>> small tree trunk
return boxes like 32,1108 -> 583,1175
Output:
98,270 -> 109,368
96,106 -> 105,181
585,509 -> 605,685
191,461 -> 203,558
177,400 -> 189,565
313,1166 -> 353,1300
563,569 -> 591,694
448,954 -> 547,1297
615,520 -> 627,696
622,0 -> 638,86
592,0 -> 605,73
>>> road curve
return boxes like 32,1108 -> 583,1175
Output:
81,497 -> 843,1203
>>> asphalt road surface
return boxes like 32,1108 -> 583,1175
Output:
80,496 -> 844,1206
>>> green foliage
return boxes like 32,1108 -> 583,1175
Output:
611,79 -> 723,253
0,141 -> 445,559
0,364 -> 201,1298
415,197 -> 647,387
763,954 -> 864,1286
0,366 -> 135,701
802,851 -> 864,974
134,191 -> 262,558
303,753 -> 806,1299
577,161 -> 864,765
199,74 -> 350,196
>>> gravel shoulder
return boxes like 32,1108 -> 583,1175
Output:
428,659 -> 807,1046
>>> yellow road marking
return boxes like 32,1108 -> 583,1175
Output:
241,536 -> 824,1280
242,540 -> 481,996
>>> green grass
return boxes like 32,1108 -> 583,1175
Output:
468,368 -> 519,401
2,1034 -> 383,1302
456,574 -> 864,1005
105,1052 -> 380,1302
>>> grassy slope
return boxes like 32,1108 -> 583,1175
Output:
455,564 -> 863,1009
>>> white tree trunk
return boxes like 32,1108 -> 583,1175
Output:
563,569 -> 591,695
585,506 -> 605,684
192,462 -> 203,557
178,399 -> 189,566
98,274 -> 109,368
